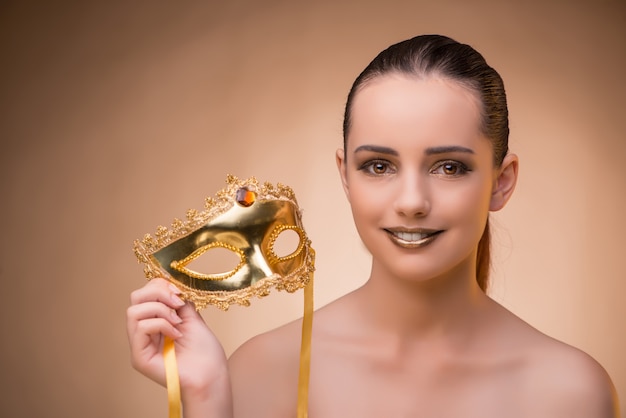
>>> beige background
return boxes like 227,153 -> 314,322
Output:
1,1 -> 624,416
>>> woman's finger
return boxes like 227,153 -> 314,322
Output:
130,316 -> 183,350
130,278 -> 185,309
127,300 -> 183,331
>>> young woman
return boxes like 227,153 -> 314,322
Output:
127,34 -> 619,417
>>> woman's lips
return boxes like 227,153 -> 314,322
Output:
384,228 -> 444,248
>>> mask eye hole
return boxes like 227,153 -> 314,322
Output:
268,225 -> 305,263
170,242 -> 245,281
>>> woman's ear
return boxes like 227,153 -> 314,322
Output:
490,153 -> 519,211
336,148 -> 350,198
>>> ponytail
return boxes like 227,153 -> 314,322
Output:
476,219 -> 491,292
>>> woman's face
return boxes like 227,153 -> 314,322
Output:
337,74 -> 510,284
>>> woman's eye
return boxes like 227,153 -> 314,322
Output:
371,162 -> 387,174
360,160 -> 394,175
431,161 -> 470,177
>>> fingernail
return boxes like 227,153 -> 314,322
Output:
168,283 -> 181,294
171,309 -> 183,324
171,294 -> 185,307
173,328 -> 183,338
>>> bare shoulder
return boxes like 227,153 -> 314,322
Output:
528,336 -> 618,417
497,306 -> 619,417
227,292 -> 356,417
228,317 -> 303,418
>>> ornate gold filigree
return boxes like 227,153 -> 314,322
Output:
133,175 -> 315,311
170,242 -> 246,281
267,224 -> 306,264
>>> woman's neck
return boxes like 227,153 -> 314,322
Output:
354,257 -> 490,340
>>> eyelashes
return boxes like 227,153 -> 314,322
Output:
357,159 -> 472,178
358,159 -> 396,175
429,160 -> 472,177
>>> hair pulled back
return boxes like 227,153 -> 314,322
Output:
342,34 -> 510,292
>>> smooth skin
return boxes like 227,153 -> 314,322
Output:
127,74 -> 619,417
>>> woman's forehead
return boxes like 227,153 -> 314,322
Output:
348,74 -> 486,151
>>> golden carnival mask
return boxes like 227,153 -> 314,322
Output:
133,174 -> 315,310
133,175 -> 314,418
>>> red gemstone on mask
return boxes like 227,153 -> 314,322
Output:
236,187 -> 256,207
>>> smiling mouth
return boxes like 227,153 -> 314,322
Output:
384,229 -> 443,249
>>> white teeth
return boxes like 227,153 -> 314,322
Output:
394,231 -> 429,242
386,229 -> 441,248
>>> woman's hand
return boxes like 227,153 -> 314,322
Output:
126,278 -> 232,409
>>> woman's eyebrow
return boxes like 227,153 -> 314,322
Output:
353,145 -> 474,155
424,145 -> 474,155
353,145 -> 398,155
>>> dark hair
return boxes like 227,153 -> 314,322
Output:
342,34 -> 510,292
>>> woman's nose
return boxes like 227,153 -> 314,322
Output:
392,174 -> 431,218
